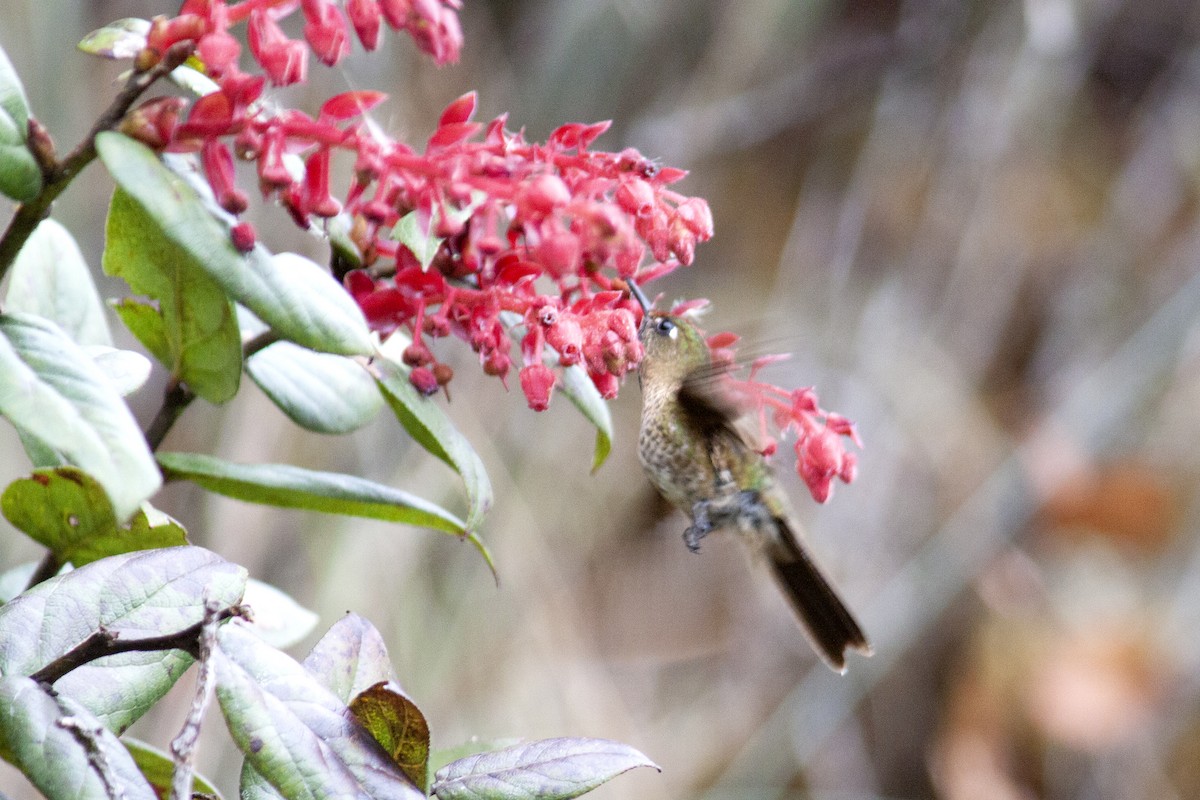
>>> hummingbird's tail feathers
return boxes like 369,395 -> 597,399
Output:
767,518 -> 871,673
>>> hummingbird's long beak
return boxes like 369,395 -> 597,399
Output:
627,279 -> 652,314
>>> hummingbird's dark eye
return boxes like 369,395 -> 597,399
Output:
655,317 -> 676,337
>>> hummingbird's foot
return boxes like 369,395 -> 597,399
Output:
684,501 -> 714,553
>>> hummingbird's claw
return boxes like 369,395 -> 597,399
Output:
685,500 -> 714,552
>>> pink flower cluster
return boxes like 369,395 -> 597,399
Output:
701,320 -> 861,503
123,0 -> 713,408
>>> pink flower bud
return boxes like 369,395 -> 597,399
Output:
519,174 -> 570,218
546,317 -> 583,365
519,363 -> 556,411
230,222 -> 257,253
409,366 -> 439,396
615,177 -> 655,217
590,370 -> 619,399
675,197 -> 714,239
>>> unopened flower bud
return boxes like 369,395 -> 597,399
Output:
409,366 -> 439,396
519,363 -> 556,411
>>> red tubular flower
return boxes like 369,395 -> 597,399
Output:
519,364 -> 556,411
248,9 -> 308,85
302,146 -> 342,218
302,0 -> 351,66
348,0 -> 383,50
201,139 -> 248,214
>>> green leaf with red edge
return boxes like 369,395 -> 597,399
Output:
0,312 -> 160,523
123,737 -> 224,800
372,347 -> 493,536
103,187 -> 242,404
431,738 -> 660,800
77,18 -> 150,60
350,683 -> 431,792
6,219 -> 112,347
0,676 -> 156,800
557,363 -> 613,473
213,620 -> 425,800
0,466 -> 188,567
95,132 -> 374,356
0,546 -> 246,733
156,451 -> 468,535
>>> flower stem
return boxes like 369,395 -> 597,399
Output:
0,42 -> 193,282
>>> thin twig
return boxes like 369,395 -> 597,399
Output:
144,378 -> 198,452
0,41 -> 193,281
30,604 -> 246,686
169,598 -> 222,800
57,715 -> 124,800
23,550 -> 61,593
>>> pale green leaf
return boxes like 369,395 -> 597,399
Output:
247,341 -> 383,434
214,620 -> 424,800
156,451 -> 467,534
0,312 -> 160,522
0,676 -> 156,800
96,132 -> 373,355
103,187 -> 242,404
432,738 -> 660,800
6,219 -> 112,346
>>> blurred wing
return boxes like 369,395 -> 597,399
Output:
678,363 -> 762,452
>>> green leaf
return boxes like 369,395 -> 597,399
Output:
77,18 -> 149,60
0,312 -> 160,522
350,682 -> 431,791
300,613 -> 397,703
0,109 -> 41,203
169,63 -> 220,96
247,341 -> 383,434
213,620 -> 425,800
0,676 -> 156,800
124,737 -> 224,800
374,353 -> 493,534
431,738 -> 660,800
241,763 -> 286,800
104,187 -> 242,404
96,132 -> 374,356
3,466 -> 113,559
156,451 -> 467,535
6,219 -> 112,346
557,364 -> 613,473
0,466 -> 188,566
111,298 -> 171,366
241,578 -> 319,650
391,210 -> 442,271
0,42 -> 31,132
0,546 -> 246,732
84,345 -> 152,396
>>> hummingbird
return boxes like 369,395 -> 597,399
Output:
636,310 -> 871,672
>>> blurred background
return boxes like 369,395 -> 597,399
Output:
4,0 -> 1200,798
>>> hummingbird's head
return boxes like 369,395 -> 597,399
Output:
638,312 -> 711,383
